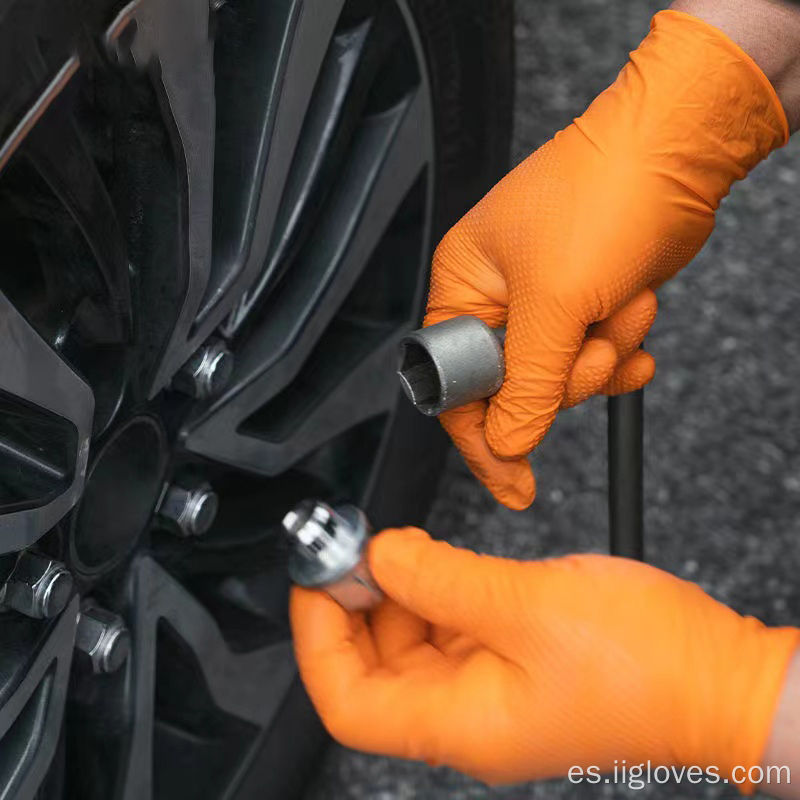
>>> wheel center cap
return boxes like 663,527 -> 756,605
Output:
70,416 -> 168,576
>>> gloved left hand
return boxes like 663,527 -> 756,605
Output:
291,528 -> 799,790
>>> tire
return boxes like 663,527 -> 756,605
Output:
0,1 -> 513,799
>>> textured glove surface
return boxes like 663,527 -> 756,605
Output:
426,10 -> 788,509
292,529 -> 799,790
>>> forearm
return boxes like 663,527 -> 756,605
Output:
760,647 -> 800,798
671,0 -> 800,132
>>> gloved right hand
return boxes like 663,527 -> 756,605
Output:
292,529 -> 800,791
425,10 -> 789,509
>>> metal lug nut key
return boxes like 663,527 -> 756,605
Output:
283,500 -> 382,612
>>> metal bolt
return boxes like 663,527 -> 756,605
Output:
75,605 -> 130,674
0,552 -> 73,619
174,340 -> 234,400
158,482 -> 219,537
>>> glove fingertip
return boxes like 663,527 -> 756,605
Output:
605,350 -> 656,395
369,527 -> 432,592
562,336 -> 619,408
491,461 -> 535,510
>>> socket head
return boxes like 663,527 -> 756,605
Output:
398,316 -> 505,416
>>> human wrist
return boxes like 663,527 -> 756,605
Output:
572,10 -> 787,216
678,611 -> 800,791
760,647 -> 800,798
671,0 -> 800,132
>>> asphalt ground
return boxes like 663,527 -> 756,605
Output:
305,1 -> 800,797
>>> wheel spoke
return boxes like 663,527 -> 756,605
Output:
22,103 -> 132,342
220,334 -> 403,475
233,20 -> 373,321
246,87 -> 430,368
0,55 -> 80,178
223,4 -> 405,334
184,84 -> 431,471
0,598 -> 78,799
116,557 -> 296,800
195,0 -> 348,333
0,294 -> 93,554
106,0 -> 217,393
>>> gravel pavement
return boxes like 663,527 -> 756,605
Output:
305,1 -> 800,797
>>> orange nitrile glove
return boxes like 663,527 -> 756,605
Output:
426,10 -> 789,510
291,529 -> 800,791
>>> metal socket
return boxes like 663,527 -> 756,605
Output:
398,316 -> 505,416
75,605 -> 131,674
282,500 -> 382,612
0,552 -> 73,619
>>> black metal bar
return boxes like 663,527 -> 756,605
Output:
608,390 -> 644,560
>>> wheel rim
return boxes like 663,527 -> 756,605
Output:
0,0 -> 434,796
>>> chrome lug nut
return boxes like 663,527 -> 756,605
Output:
0,553 -> 73,619
158,482 -> 219,537
75,605 -> 130,675
174,340 -> 234,400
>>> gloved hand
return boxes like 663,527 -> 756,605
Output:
292,529 -> 799,791
426,10 -> 789,509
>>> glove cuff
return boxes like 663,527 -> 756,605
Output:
726,625 -> 800,794
679,609 -> 800,793
573,10 -> 789,214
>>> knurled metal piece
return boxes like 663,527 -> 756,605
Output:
0,552 -> 74,619
158,482 -> 219,537
282,500 -> 382,611
398,316 -> 505,416
174,340 -> 234,400
75,605 -> 131,675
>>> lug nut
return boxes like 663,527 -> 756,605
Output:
158,482 -> 219,537
174,340 -> 234,399
75,605 -> 130,674
0,552 -> 73,619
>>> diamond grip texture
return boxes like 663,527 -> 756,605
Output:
423,10 -> 787,507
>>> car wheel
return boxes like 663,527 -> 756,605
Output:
0,0 -> 513,798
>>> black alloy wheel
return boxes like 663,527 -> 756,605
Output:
0,0 -> 514,798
